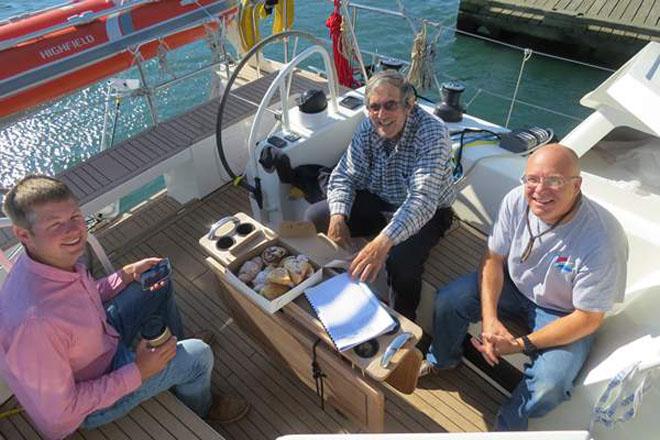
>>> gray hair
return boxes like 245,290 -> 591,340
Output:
3,175 -> 77,230
365,70 -> 416,108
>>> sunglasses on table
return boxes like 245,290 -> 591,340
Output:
520,175 -> 579,189
367,100 -> 402,112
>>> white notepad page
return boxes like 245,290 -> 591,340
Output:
304,272 -> 396,351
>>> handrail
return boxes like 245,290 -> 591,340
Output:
0,53 -> 235,130
309,33 -> 583,124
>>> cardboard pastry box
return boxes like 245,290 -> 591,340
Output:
223,238 -> 322,314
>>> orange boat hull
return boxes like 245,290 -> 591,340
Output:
0,0 -> 239,119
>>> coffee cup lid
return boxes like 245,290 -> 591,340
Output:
141,315 -> 166,340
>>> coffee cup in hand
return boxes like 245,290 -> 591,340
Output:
141,315 -> 172,349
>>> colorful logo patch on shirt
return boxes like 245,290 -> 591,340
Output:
553,256 -> 575,273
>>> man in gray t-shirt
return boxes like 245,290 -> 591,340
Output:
421,144 -> 628,431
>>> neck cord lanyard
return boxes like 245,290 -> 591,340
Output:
519,193 -> 582,263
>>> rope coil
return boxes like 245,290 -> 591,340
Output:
407,22 -> 436,91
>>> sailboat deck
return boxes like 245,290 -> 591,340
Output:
0,68 -> 330,252
0,182 -> 502,439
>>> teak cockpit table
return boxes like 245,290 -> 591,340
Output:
201,215 -> 423,432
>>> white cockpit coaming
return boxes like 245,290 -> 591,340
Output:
562,43 -> 660,300
527,42 -> 660,436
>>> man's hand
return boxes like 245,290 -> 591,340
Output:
471,318 -> 516,366
135,337 -> 177,381
471,332 -> 522,366
328,214 -> 351,250
349,233 -> 393,283
122,258 -> 167,291
489,334 -> 524,357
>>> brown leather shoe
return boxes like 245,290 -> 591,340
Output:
189,329 -> 216,345
207,395 -> 250,424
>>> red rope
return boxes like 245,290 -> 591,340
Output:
325,0 -> 355,88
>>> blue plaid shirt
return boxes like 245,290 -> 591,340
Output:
327,105 -> 456,244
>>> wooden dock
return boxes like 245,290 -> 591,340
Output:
458,0 -> 660,67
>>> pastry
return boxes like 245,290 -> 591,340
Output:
237,256 -> 263,283
279,255 -> 297,269
303,261 -> 315,278
252,266 -> 273,291
259,282 -> 289,300
266,267 -> 294,287
261,245 -> 288,265
282,255 -> 313,285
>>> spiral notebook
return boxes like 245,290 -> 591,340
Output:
304,272 -> 396,351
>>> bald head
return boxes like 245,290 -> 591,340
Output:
523,143 -> 582,224
526,144 -> 580,177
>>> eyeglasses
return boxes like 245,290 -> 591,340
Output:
367,100 -> 401,112
520,175 -> 579,189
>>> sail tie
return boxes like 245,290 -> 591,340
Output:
326,0 -> 356,88
407,22 -> 436,91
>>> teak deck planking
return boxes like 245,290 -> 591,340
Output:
0,182 -> 504,439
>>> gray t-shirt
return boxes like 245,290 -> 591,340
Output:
488,187 -> 628,313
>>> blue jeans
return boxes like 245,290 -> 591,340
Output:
81,281 -> 213,429
305,191 -> 453,321
426,272 -> 594,430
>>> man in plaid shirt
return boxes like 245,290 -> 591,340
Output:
306,70 -> 455,320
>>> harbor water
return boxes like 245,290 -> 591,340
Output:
0,0 -> 611,208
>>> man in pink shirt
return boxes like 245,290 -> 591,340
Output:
0,175 -> 249,439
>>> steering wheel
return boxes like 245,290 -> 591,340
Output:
215,30 -> 332,207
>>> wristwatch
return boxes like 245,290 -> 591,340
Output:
521,335 -> 539,356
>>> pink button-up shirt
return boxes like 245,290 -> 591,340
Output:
0,253 -> 142,439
